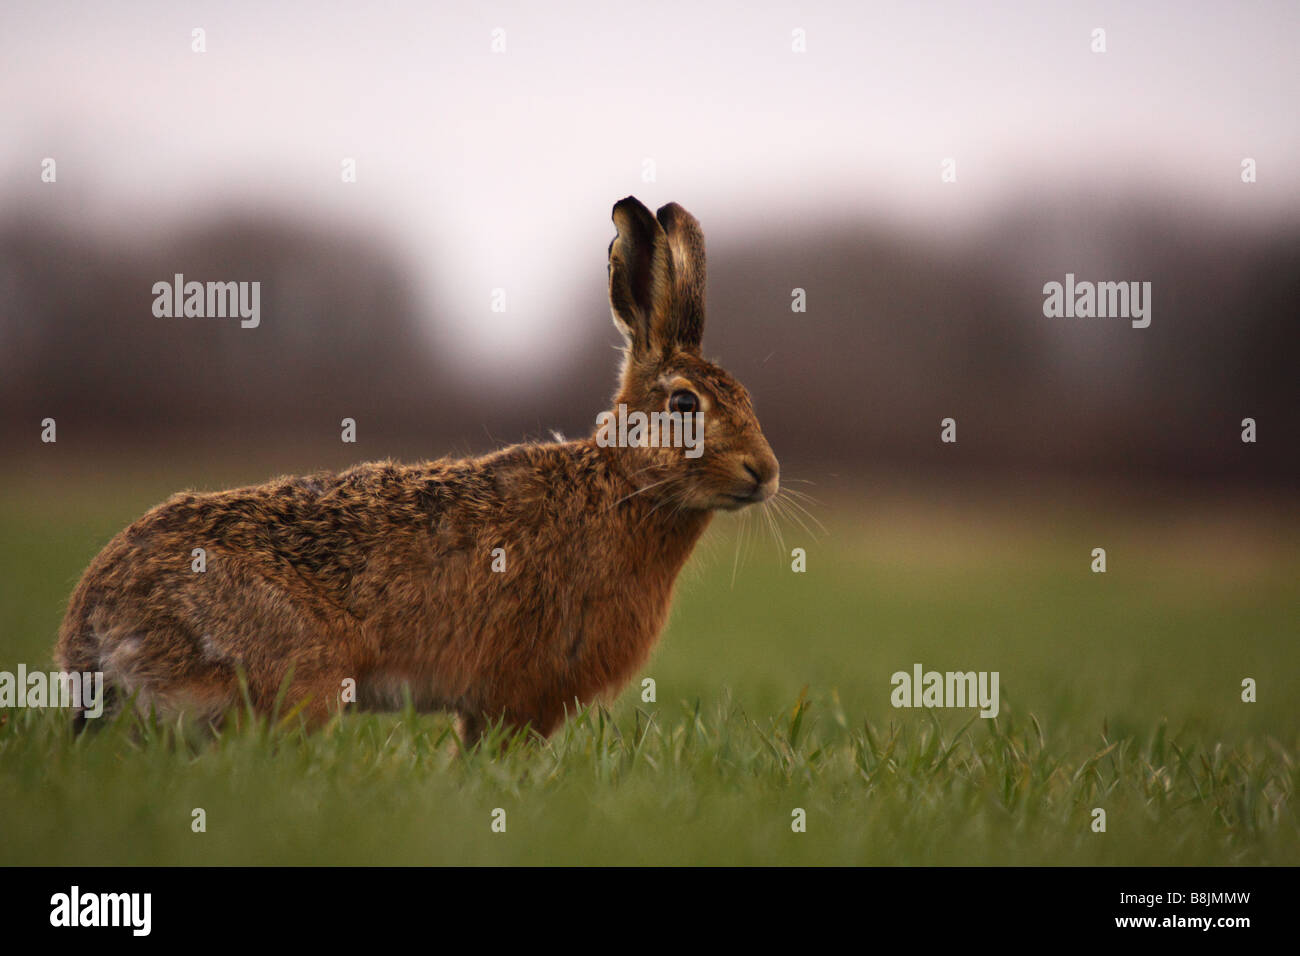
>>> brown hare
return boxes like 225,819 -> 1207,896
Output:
55,196 -> 779,745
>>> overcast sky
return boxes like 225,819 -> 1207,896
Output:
3,0 -> 1296,366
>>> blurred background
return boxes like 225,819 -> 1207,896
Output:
1,0 -> 1295,484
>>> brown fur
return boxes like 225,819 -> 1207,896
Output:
55,197 -> 779,745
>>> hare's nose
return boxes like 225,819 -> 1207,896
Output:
742,458 -> 779,500
744,457 -> 778,486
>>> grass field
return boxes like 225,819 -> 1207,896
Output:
1,465 -> 1297,865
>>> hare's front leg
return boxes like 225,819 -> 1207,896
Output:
454,700 -> 566,752
454,712 -> 487,752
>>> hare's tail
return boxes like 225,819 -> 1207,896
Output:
54,595 -> 119,731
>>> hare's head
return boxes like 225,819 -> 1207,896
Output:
602,196 -> 778,512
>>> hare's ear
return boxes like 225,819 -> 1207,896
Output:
656,202 -> 706,351
608,196 -> 674,356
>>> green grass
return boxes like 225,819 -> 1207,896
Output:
1,470 -> 1297,865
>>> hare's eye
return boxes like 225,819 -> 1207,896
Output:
668,389 -> 699,415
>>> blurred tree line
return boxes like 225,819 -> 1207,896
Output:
1,197 -> 1294,486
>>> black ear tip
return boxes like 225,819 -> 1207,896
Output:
611,197 -> 662,242
612,195 -> 648,218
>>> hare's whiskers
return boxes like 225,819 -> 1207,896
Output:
771,494 -> 818,540
729,508 -> 750,589
609,475 -> 677,509
632,479 -> 691,531
777,490 -> 828,536
781,486 -> 823,506
761,500 -> 786,556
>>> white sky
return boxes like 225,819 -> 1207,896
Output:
3,0 -> 1297,368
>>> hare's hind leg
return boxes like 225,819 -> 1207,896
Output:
96,617 -> 241,727
62,555 -> 357,731
141,556 -> 362,730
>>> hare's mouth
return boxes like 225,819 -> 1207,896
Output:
724,485 -> 776,508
